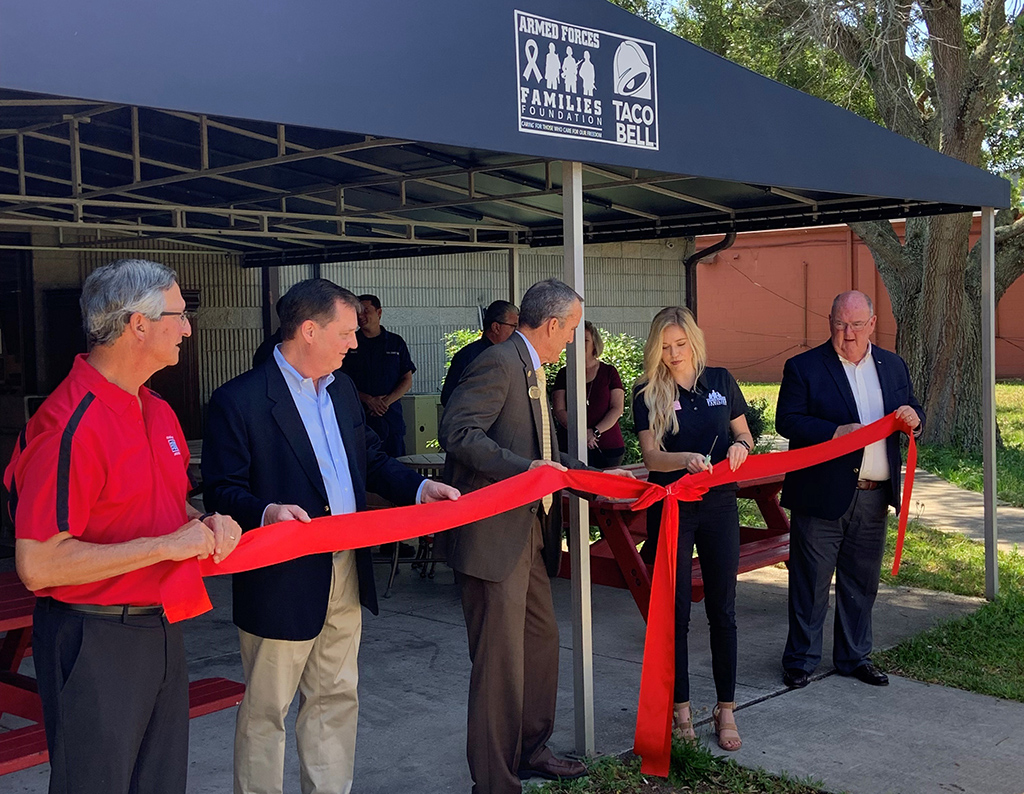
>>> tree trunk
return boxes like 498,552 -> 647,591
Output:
917,213 -> 982,450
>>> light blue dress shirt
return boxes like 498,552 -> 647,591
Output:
273,346 -> 358,518
515,331 -> 542,371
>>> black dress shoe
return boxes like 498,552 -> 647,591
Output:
844,662 -> 889,686
518,755 -> 588,781
783,668 -> 810,688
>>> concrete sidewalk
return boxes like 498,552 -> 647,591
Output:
2,557 -> 1002,794
908,467 -> 1024,552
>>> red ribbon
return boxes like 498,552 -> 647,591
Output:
632,412 -> 915,776
157,412 -> 915,777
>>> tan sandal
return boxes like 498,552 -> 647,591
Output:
713,701 -> 741,751
672,701 -> 696,744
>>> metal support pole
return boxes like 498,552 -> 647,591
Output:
508,243 -> 521,304
982,207 -> 998,600
561,160 -> 594,756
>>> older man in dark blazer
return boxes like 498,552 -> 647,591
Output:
203,279 -> 458,794
776,290 -> 923,690
442,279 -> 619,794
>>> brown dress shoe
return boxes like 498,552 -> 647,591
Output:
518,755 -> 588,781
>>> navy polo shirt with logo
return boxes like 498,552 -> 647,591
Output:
632,367 -> 747,490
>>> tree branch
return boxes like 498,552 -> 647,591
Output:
849,219 -> 912,283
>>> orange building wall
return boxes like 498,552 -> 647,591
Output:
697,220 -> 1024,381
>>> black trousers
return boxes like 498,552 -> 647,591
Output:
32,600 -> 189,794
588,446 -> 624,469
647,489 -> 740,703
783,487 -> 888,675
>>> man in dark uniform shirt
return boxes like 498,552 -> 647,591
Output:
341,294 -> 416,457
440,300 -> 519,407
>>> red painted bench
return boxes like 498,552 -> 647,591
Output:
0,571 -> 246,775
558,467 -> 790,621
0,677 -> 246,776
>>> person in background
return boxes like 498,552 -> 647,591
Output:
633,306 -> 752,753
341,293 -> 416,457
440,300 -> 520,407
551,320 -> 626,469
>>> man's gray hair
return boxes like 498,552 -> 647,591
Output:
80,258 -> 178,348
518,279 -> 583,329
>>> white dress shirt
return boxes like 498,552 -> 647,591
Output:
838,344 -> 889,482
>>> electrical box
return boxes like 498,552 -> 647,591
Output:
400,393 -> 441,455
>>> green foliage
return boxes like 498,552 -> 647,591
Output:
546,741 -> 828,793
670,0 -> 878,122
744,396 -> 769,446
609,0 -> 674,25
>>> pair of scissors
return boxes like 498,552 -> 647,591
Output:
704,436 -> 718,467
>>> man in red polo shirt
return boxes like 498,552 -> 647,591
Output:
3,258 -> 242,794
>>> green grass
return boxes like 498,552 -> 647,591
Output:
880,514 -> 1024,597
874,510 -> 1024,702
915,382 -> 1024,506
544,741 -> 829,794
740,381 -> 1024,507
875,588 -> 1024,702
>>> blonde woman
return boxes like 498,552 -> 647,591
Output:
633,306 -> 753,752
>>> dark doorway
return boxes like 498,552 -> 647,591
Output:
39,287 -> 203,439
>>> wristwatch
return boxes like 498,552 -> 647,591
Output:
591,427 -> 602,440
734,439 -> 751,451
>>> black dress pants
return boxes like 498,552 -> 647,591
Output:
648,489 -> 740,703
783,487 -> 889,675
32,599 -> 189,794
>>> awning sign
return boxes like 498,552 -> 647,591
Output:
515,10 -> 659,150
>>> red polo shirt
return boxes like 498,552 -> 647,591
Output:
4,355 -> 190,605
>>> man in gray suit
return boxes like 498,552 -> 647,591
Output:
441,279 -> 621,794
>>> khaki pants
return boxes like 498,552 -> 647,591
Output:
234,550 -> 361,794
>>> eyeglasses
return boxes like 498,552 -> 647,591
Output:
497,321 -> 519,330
831,319 -> 870,332
158,310 -> 196,325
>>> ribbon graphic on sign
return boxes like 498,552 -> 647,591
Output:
157,412 -> 916,777
522,38 -> 543,82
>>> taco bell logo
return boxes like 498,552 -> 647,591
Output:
515,10 -> 658,150
613,40 -> 652,100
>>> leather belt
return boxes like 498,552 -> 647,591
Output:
44,597 -> 164,617
856,479 -> 885,491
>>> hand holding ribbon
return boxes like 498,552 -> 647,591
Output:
155,412 -> 916,779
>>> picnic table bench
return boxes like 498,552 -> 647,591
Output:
0,569 -> 245,776
557,465 -> 790,621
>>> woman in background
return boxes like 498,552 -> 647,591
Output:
633,306 -> 752,752
552,321 -> 626,469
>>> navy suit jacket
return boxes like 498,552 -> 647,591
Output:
202,356 -> 423,641
776,341 -> 924,521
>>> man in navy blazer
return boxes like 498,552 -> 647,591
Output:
203,279 -> 458,794
776,290 -> 923,690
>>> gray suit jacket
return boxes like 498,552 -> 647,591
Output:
439,334 -> 585,582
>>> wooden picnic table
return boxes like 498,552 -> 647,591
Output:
392,454 -> 790,620
0,569 -> 246,776
557,465 -> 790,620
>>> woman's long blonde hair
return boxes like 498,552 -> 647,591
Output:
637,307 -> 708,448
